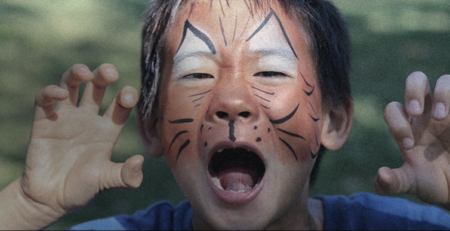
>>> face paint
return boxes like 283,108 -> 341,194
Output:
156,1 -> 322,229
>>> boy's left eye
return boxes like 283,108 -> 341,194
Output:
254,71 -> 288,78
182,73 -> 214,80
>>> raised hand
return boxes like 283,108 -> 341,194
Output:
374,71 -> 450,208
0,64 -> 143,229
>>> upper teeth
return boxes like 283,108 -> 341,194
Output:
217,149 -> 223,153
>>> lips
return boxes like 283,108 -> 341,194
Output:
207,144 -> 266,205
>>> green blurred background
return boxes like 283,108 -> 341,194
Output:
0,0 -> 449,229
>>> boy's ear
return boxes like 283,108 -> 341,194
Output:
320,99 -> 354,151
137,111 -> 164,158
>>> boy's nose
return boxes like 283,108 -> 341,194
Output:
207,79 -> 259,124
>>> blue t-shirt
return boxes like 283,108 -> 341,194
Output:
69,193 -> 450,230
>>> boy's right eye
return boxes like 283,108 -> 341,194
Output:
181,73 -> 214,80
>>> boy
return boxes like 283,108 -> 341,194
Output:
1,0 -> 450,229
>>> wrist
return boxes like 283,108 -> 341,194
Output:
0,178 -> 63,229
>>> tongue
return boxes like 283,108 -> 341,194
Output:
218,167 -> 258,193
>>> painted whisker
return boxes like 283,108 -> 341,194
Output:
176,139 -> 191,161
169,130 -> 188,151
252,86 -> 275,95
254,94 -> 271,102
279,138 -> 298,161
277,128 -> 305,140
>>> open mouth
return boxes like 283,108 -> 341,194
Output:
208,147 -> 266,194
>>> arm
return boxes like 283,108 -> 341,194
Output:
0,63 -> 143,229
375,71 -> 450,209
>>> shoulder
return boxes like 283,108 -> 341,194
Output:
315,193 -> 450,230
68,200 -> 193,230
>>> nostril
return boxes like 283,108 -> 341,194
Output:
216,111 -> 228,119
238,111 -> 250,118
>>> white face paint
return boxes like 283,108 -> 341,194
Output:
172,27 -> 216,80
248,16 -> 298,79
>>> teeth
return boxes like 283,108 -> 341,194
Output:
229,189 -> 247,193
217,149 -> 223,153
212,176 -> 224,190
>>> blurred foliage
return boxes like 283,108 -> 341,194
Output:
0,0 -> 449,229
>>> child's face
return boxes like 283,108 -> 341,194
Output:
158,1 -> 322,229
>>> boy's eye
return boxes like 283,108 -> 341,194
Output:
254,71 -> 288,78
182,73 -> 214,80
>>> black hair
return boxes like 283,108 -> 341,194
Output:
138,0 -> 352,186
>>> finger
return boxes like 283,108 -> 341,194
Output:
102,155 -> 144,189
384,102 -> 415,150
432,75 -> 450,120
58,64 -> 94,108
79,64 -> 119,112
405,72 -> 431,117
34,85 -> 69,121
374,166 -> 416,196
104,86 -> 139,125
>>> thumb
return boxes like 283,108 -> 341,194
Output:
103,155 -> 144,190
374,166 -> 416,196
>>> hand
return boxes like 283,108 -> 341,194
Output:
20,64 -> 143,221
374,71 -> 450,208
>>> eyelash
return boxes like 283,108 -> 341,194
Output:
254,71 -> 288,78
182,73 -> 214,80
181,71 -> 287,80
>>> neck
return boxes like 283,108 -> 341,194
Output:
191,194 -> 324,230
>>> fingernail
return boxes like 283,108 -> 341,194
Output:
433,102 -> 446,119
408,100 -> 421,115
105,67 -> 117,75
79,67 -> 90,74
402,138 -> 414,150
133,164 -> 141,174
54,87 -> 65,94
377,176 -> 388,189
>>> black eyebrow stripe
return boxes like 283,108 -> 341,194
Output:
269,103 -> 299,124
279,138 -> 298,161
219,17 -> 227,46
254,94 -> 271,102
277,128 -> 305,140
194,104 -> 201,108
176,20 -> 216,55
176,139 -> 191,161
192,96 -> 204,103
169,118 -> 194,124
252,86 -> 275,95
169,130 -> 188,151
246,11 -> 274,42
271,8 -> 298,59
189,89 -> 211,97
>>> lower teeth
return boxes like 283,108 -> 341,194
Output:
211,176 -> 258,193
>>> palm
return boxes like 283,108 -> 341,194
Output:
376,72 -> 450,208
20,64 -> 143,215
